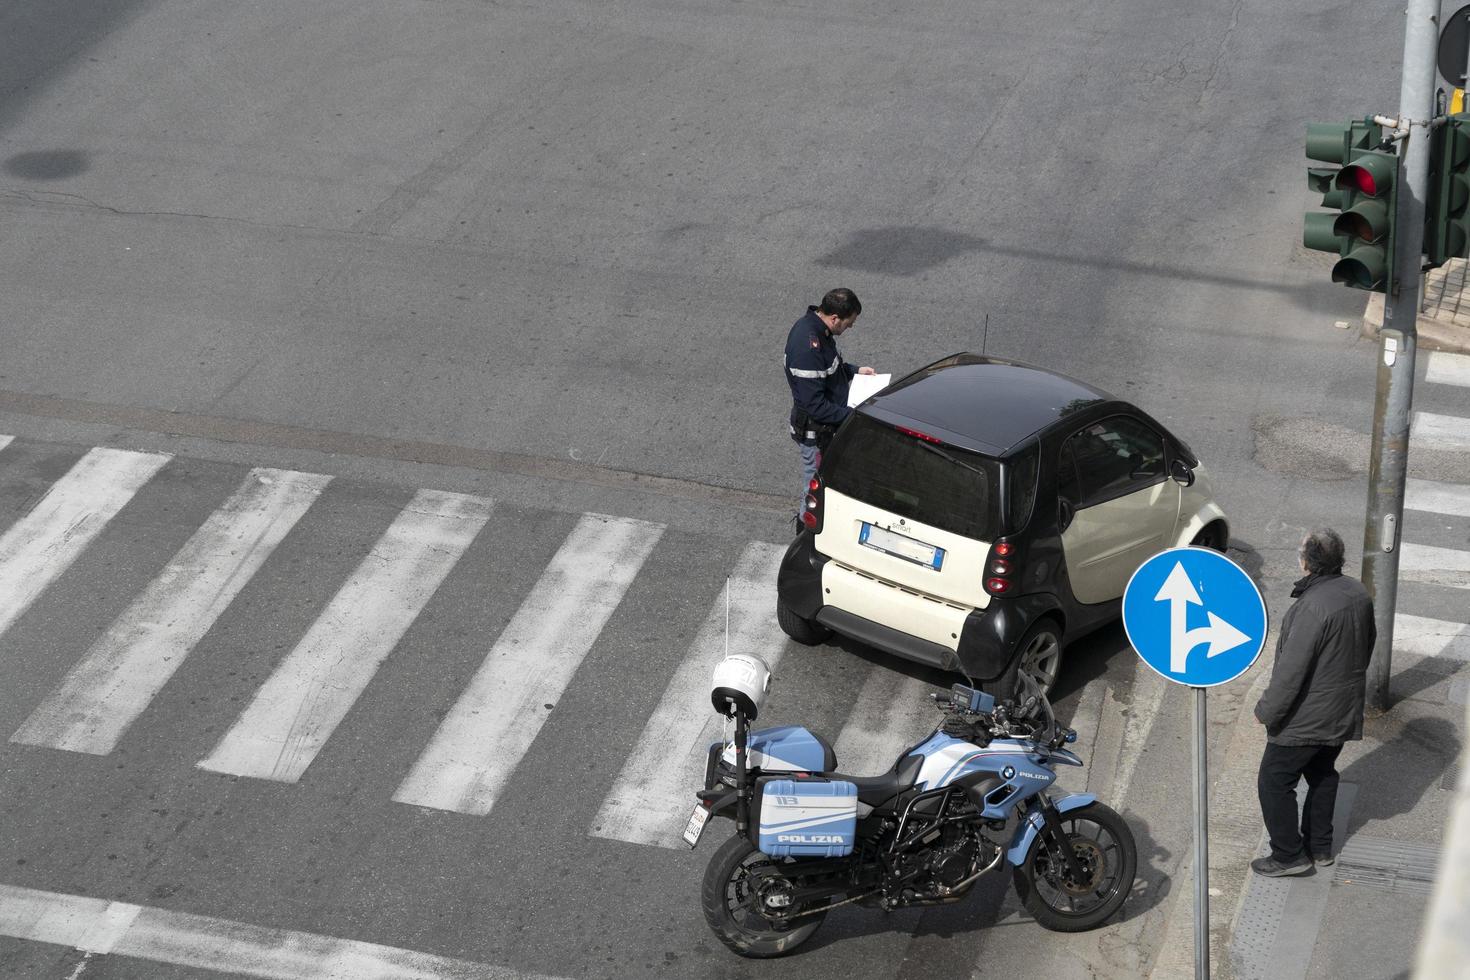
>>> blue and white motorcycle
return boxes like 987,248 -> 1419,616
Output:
684,653 -> 1137,958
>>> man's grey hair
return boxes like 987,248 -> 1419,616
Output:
1300,527 -> 1345,576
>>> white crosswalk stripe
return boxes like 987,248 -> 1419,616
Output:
831,671 -> 940,777
394,513 -> 665,816
1398,541 -> 1470,591
1425,350 -> 1470,387
0,435 -> 12,455
0,447 -> 171,641
197,488 -> 493,783
1411,411 -> 1470,452
590,541 -> 787,849
1394,613 -> 1470,662
11,468 -> 332,755
0,883 -> 561,980
1406,476 -> 1470,517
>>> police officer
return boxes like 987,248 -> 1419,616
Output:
785,287 -> 875,523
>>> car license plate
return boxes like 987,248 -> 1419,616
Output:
682,803 -> 710,848
859,523 -> 945,570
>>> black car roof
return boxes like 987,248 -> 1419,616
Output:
858,353 -> 1117,457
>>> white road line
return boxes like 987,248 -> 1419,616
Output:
0,447 -> 171,641
12,468 -> 332,755
590,541 -> 786,848
1110,663 -> 1167,808
1425,350 -> 1470,387
197,489 -> 492,783
1412,411 -> 1470,452
831,671 -> 940,778
1393,613 -> 1470,662
0,883 -> 557,980
1398,541 -> 1470,590
0,435 -> 13,454
394,514 -> 665,816
1053,676 -> 1105,796
1406,477 -> 1470,517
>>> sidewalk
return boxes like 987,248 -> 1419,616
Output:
1362,257 -> 1470,353
1146,629 -> 1467,980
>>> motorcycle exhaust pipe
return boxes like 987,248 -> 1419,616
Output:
935,846 -> 1005,897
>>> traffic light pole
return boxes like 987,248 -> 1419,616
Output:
1361,0 -> 1439,712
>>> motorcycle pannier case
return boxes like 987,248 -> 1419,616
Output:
756,777 -> 858,858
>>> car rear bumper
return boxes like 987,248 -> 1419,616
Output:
778,532 -> 1053,682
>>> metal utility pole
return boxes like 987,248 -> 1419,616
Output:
1362,0 -> 1439,712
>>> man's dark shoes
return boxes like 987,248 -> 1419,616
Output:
1250,855 -> 1313,877
1311,852 -> 1335,867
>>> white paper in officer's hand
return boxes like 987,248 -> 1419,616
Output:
847,373 -> 892,407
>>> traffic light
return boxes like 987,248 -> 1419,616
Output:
1425,113 -> 1470,268
1303,120 -> 1399,292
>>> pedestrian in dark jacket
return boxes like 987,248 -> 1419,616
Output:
785,287 -> 875,524
1250,527 -> 1376,877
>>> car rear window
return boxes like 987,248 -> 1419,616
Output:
823,414 -> 1001,540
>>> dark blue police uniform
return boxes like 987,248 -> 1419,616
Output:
785,306 -> 857,445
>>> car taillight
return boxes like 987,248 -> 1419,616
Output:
984,539 -> 1017,596
801,477 -> 824,532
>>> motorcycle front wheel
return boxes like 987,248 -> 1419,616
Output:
701,834 -> 826,958
1013,801 -> 1137,932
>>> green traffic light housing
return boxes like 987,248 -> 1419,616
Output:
1302,120 -> 1398,293
1336,152 -> 1395,198
1335,196 -> 1389,243
1334,244 -> 1388,290
1425,114 -> 1470,268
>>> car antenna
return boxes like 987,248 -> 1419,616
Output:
981,312 -> 989,356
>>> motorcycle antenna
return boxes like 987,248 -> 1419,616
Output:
724,575 -> 730,661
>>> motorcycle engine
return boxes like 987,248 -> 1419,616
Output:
917,825 -> 980,889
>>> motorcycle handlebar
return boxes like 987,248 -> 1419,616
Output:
930,676 -> 1064,745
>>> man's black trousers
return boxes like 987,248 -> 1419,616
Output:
1257,742 -> 1344,863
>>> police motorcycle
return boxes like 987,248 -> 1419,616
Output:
684,653 -> 1137,958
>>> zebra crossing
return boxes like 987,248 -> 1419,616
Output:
0,437 -> 949,852
1399,350 -> 1470,683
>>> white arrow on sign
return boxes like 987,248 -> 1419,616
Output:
1154,562 -> 1252,674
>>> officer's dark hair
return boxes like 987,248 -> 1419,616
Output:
818,288 -> 862,320
1300,527 -> 1344,576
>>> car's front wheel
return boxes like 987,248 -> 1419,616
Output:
776,599 -> 831,645
1190,522 -> 1228,552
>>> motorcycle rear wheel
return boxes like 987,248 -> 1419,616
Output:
701,834 -> 826,958
1013,801 -> 1137,932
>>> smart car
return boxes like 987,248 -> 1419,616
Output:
776,353 -> 1229,695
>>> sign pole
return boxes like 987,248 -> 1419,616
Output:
1122,547 -> 1265,980
1192,686 -> 1210,979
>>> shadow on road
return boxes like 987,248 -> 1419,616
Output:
1111,812 -> 1173,924
1341,714 -> 1461,838
817,226 -> 1341,310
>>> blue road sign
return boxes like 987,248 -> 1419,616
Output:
1122,546 -> 1268,687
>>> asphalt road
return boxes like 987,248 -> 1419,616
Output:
0,0 -> 1452,977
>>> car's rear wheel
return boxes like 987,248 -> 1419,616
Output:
989,617 -> 1064,699
777,599 -> 831,645
1190,522 -> 1228,553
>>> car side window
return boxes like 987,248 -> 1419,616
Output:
1056,439 -> 1081,504
1006,441 -> 1040,532
1067,416 -> 1166,508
